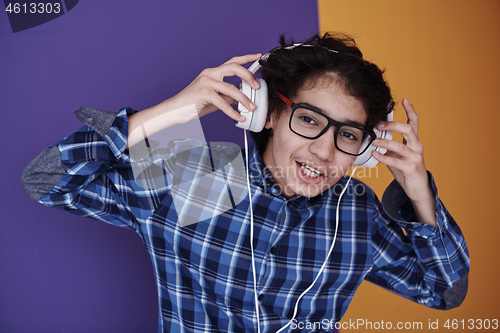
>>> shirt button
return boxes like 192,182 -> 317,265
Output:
270,247 -> 276,254
406,223 -> 413,230
88,117 -> 93,122
258,294 -> 264,301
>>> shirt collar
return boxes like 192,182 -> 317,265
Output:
247,140 -> 274,188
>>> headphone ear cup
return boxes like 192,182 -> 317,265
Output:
353,111 -> 393,168
235,78 -> 268,132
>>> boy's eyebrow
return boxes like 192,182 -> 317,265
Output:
298,102 -> 366,128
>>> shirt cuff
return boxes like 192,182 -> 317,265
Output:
73,106 -> 121,137
381,171 -> 447,241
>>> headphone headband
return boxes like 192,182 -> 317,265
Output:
248,43 -> 338,74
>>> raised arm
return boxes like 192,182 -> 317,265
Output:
126,54 -> 262,148
366,173 -> 470,310
21,54 -> 262,229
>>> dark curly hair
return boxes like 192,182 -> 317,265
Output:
251,32 -> 393,154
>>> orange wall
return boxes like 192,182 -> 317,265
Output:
318,0 -> 500,331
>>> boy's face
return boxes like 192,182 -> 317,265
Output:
262,80 -> 367,198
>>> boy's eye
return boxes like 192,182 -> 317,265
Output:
300,116 -> 317,125
339,131 -> 357,140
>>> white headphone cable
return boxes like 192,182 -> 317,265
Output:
244,130 -> 261,333
276,165 -> 358,333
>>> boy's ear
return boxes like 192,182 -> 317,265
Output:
264,118 -> 273,130
264,112 -> 275,130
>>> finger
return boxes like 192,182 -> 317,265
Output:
219,62 -> 261,89
385,150 -> 402,160
223,53 -> 262,66
376,121 -> 421,152
208,92 -> 246,122
201,61 -> 261,90
372,137 -> 423,158
211,80 -> 257,112
371,149 -> 405,169
220,94 -> 236,106
370,150 -> 403,185
402,98 -> 419,136
372,149 -> 423,173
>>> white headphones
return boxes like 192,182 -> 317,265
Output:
235,45 -> 393,168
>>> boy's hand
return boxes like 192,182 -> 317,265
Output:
371,99 -> 437,226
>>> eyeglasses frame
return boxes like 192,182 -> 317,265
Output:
276,92 -> 376,157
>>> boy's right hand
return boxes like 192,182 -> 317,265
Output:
170,53 -> 262,123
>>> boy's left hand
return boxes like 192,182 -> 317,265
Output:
371,98 -> 437,226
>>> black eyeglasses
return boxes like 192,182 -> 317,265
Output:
276,92 -> 376,157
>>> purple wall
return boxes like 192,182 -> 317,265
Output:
1,1 -> 319,332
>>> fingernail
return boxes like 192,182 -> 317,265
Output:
373,138 -> 380,144
240,115 -> 246,122
254,80 -> 260,89
378,122 -> 385,129
250,102 -> 257,110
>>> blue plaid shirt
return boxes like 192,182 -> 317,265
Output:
23,107 -> 470,333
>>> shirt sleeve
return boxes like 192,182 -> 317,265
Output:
365,172 -> 470,310
20,106 -> 172,231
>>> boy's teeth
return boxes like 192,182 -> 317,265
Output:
300,163 -> 323,178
